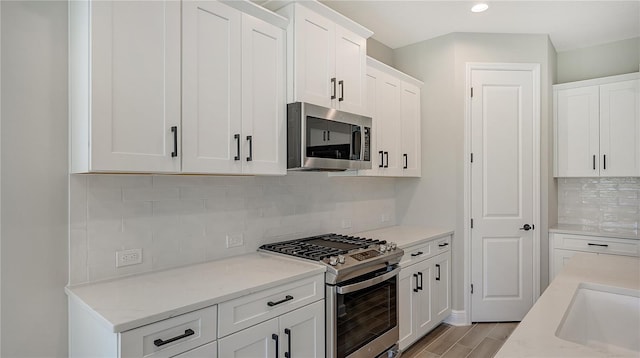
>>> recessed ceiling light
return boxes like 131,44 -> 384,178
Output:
471,3 -> 489,13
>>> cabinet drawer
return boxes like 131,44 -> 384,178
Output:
553,234 -> 639,257
400,242 -> 432,266
401,235 -> 451,267
217,274 -> 324,337
433,236 -> 451,255
120,305 -> 217,357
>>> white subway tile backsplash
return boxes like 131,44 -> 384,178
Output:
70,174 -> 398,284
558,177 -> 640,231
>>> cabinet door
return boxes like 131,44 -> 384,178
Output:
241,14 -> 286,175
433,253 -> 451,323
91,1 -> 181,173
279,301 -> 325,358
415,260 -> 434,338
398,266 -> 418,351
218,319 -> 278,358
358,68 -> 382,176
401,82 -> 421,177
555,86 -> 600,177
334,25 -> 367,115
293,5 -> 335,108
377,73 -> 403,176
181,1 -> 242,174
599,79 -> 640,177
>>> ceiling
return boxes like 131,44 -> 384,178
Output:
316,1 -> 640,52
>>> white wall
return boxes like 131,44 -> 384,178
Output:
1,1 -> 68,356
393,33 -> 555,312
557,37 -> 640,83
367,38 -> 394,67
70,174 -> 397,285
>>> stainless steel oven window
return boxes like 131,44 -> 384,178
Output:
328,267 -> 399,358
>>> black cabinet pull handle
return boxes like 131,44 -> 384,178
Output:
384,152 -> 389,168
379,151 -> 384,168
267,295 -> 293,307
438,243 -> 449,248
272,334 -> 279,358
246,135 -> 253,162
331,78 -> 337,100
593,154 -> 596,170
588,243 -> 609,247
411,251 -> 423,257
603,154 -> 607,170
323,131 -> 326,141
403,153 -> 408,169
284,328 -> 292,358
338,80 -> 344,102
234,134 -> 240,161
413,273 -> 419,292
327,130 -> 330,141
153,328 -> 194,347
171,126 -> 178,157
436,264 -> 441,281
418,272 -> 423,290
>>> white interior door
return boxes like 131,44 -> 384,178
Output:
470,68 -> 537,322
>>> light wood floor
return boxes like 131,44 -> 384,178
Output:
401,322 -> 518,358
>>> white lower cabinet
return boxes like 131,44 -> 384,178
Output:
398,240 -> 452,352
218,300 -> 325,358
549,232 -> 640,281
175,341 -> 217,357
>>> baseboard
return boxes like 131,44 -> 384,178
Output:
444,310 -> 469,326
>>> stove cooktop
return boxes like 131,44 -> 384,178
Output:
259,233 -> 385,260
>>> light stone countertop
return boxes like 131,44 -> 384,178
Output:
355,226 -> 454,249
550,224 -> 639,240
65,253 -> 325,333
495,253 -> 640,357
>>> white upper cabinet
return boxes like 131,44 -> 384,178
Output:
278,2 -> 371,116
71,0 -> 287,175
240,13 -> 286,175
70,0 -> 181,173
599,79 -> 640,176
359,57 -> 423,177
181,1 -> 242,174
554,73 -> 640,177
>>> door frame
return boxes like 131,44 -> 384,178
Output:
463,62 -> 541,324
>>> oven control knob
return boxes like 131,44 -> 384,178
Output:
379,244 -> 387,253
337,255 -> 346,264
389,242 -> 397,251
329,256 -> 339,266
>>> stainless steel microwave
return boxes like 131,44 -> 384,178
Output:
287,102 -> 372,171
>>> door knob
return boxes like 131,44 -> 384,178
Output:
519,224 -> 534,231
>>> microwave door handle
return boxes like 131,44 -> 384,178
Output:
335,267 -> 400,294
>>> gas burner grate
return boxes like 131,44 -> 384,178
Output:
259,233 -> 386,261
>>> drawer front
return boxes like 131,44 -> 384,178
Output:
553,234 -> 639,256
400,242 -> 432,266
120,305 -> 217,358
217,274 -> 324,337
433,235 -> 452,255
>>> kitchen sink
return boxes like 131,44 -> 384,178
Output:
556,282 -> 640,355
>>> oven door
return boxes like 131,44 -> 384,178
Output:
327,266 -> 400,358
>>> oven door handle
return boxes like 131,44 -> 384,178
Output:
335,267 -> 400,294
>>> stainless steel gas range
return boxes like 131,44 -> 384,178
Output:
260,234 -> 403,358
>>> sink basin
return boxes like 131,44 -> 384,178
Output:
556,283 -> 640,355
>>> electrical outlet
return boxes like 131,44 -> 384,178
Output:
226,233 -> 244,248
116,248 -> 142,268
341,219 -> 352,229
